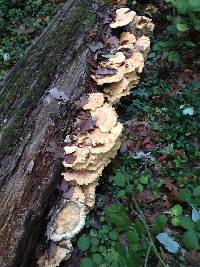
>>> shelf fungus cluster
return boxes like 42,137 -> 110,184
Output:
38,6 -> 154,267
91,8 -> 154,104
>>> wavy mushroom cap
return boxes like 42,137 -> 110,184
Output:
71,186 -> 85,203
83,181 -> 99,208
104,78 -> 129,103
48,201 -> 86,241
120,32 -> 136,45
63,147 -> 90,168
91,104 -> 117,133
110,8 -> 136,28
63,167 -> 104,185
104,77 -> 129,96
124,50 -> 144,74
135,35 -> 150,58
108,52 -> 126,65
82,93 -> 104,111
91,67 -> 124,85
132,16 -> 155,36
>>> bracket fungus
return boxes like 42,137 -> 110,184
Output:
39,6 -> 154,266
110,8 -> 136,28
47,200 -> 86,242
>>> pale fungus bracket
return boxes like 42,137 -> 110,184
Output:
110,8 -> 136,28
39,5 -> 154,266
47,200 -> 86,242
81,93 -> 104,111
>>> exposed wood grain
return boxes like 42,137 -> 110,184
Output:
0,0 -> 97,266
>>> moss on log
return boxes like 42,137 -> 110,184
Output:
0,0 -> 98,266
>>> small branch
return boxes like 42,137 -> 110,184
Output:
144,243 -> 152,267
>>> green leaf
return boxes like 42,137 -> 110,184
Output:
109,230 -> 118,241
156,232 -> 180,253
176,23 -> 188,32
106,205 -> 131,230
92,254 -> 103,265
194,23 -> 200,31
171,204 -> 183,216
178,188 -> 192,202
182,230 -> 200,251
80,257 -> 95,267
136,184 -> 143,192
127,249 -> 141,267
173,0 -> 191,14
171,216 -> 181,226
126,229 -> 139,244
77,235 -> 91,252
156,215 -> 168,228
160,143 -> 174,155
139,175 -> 149,185
188,0 -> 200,7
114,172 -> 126,187
180,216 -> 195,230
193,185 -> 200,196
150,224 -> 161,234
115,242 -> 127,258
117,190 -> 126,198
166,51 -> 180,64
182,41 -> 196,47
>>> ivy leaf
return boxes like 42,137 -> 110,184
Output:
114,172 -> 126,187
166,51 -> 180,64
126,229 -> 139,244
178,188 -> 192,202
156,214 -> 168,228
160,143 -> 174,155
92,254 -> 103,265
127,249 -> 141,267
176,23 -> 188,32
109,230 -> 118,241
171,216 -> 181,226
188,0 -> 200,7
171,204 -> 183,216
77,235 -> 91,252
105,205 -> 131,230
193,185 -> 200,196
156,232 -> 180,253
182,230 -> 200,251
80,257 -> 95,267
180,216 -> 195,230
139,175 -> 149,185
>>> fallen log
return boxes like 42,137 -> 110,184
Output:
0,1 -> 98,266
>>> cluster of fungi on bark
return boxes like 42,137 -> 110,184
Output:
38,3 -> 154,267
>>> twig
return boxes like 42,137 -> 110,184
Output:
144,243 -> 152,267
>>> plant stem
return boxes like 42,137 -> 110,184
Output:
127,180 -> 167,267
144,243 -> 152,267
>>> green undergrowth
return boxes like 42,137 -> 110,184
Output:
0,0 -> 63,81
76,4 -> 200,267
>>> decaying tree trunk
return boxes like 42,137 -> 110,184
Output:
0,1 -> 98,266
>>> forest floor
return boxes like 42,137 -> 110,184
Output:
1,1 -> 200,267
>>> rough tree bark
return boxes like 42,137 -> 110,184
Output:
0,0 -> 98,266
